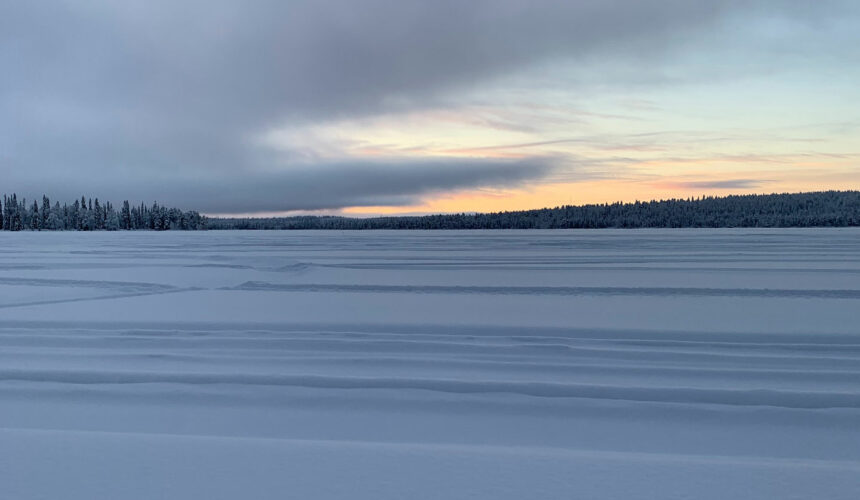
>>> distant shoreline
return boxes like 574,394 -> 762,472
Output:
209,191 -> 859,230
0,190 -> 856,231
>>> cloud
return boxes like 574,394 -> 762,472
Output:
660,179 -> 771,190
0,0 -> 855,212
7,157 -> 556,213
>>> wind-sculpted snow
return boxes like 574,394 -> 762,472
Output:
229,281 -> 860,299
0,229 -> 858,499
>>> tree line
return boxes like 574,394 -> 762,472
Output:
2,190 -> 856,231
209,191 -> 860,230
0,194 -> 205,231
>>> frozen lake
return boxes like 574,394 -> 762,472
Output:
1,229 -> 859,499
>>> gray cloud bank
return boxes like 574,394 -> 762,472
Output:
0,0 -> 850,212
38,157 -> 554,213
663,179 -> 771,190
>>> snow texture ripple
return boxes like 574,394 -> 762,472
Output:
0,229 -> 858,499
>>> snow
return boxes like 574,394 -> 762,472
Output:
1,229 -> 859,499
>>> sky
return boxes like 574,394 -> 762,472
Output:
1,0 -> 858,216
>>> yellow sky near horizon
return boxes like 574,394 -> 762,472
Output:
341,173 -> 860,216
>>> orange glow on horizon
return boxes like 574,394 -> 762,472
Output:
340,170 -> 860,217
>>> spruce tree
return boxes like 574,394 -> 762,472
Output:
30,200 -> 40,230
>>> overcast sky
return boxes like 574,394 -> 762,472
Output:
2,0 -> 858,215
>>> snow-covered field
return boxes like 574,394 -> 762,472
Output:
1,229 -> 859,499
